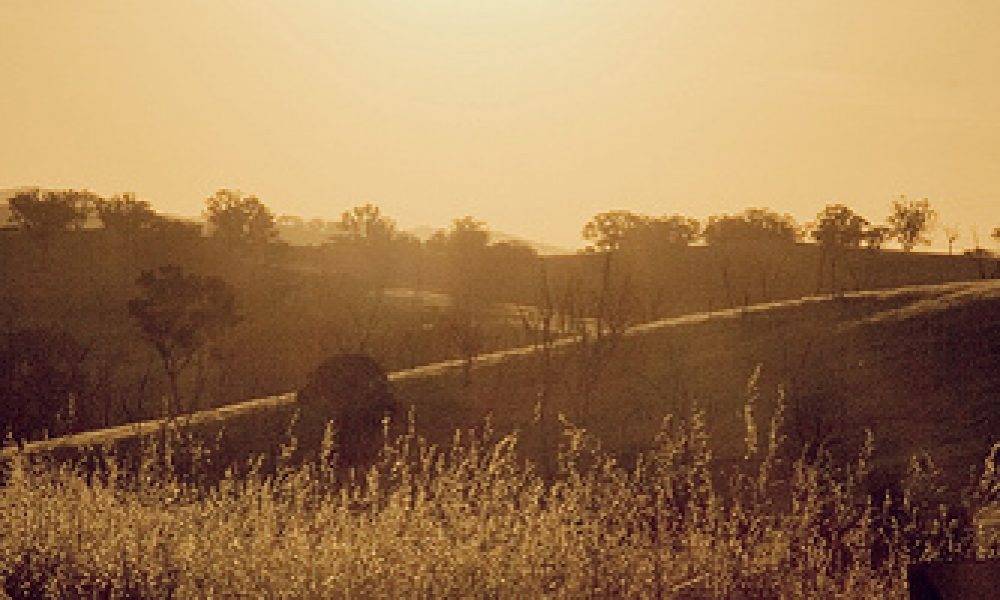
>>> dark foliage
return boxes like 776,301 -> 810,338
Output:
297,354 -> 396,468
0,327 -> 90,440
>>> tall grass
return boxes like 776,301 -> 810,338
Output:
1,392 -> 997,599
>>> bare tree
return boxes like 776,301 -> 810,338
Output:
943,226 -> 961,256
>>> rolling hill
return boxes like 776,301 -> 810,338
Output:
5,280 -> 997,495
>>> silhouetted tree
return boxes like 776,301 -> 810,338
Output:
204,189 -> 278,246
429,216 -> 492,304
486,239 -> 540,299
811,204 -> 868,249
445,215 -> 490,249
860,226 -> 890,250
620,215 -> 700,254
943,226 -> 961,256
332,203 -> 403,284
810,204 -> 869,294
582,210 -> 647,253
0,327 -> 91,441
992,227 -> 1000,244
888,196 -> 936,252
338,203 -> 396,245
297,353 -> 396,468
704,208 -> 799,305
94,193 -> 158,235
703,208 -> 800,246
7,189 -> 91,239
128,265 -> 239,416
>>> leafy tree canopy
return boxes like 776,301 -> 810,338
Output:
0,327 -> 90,440
887,196 -> 937,252
582,210 -> 647,253
337,203 -> 397,245
7,189 -> 92,237
204,189 -> 277,246
429,216 -> 490,253
94,192 -> 159,235
621,214 -> 701,252
810,204 -> 870,249
703,208 -> 800,246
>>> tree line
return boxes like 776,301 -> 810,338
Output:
2,187 -> 997,443
580,197 -> 950,254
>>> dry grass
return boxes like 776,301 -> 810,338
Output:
2,387 -> 997,599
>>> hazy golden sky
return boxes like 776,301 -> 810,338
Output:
2,1 -> 998,249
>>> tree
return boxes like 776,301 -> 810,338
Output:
297,353 -> 396,468
620,215 -> 701,254
703,209 -> 799,306
0,326 -> 91,441
810,204 -> 869,249
428,216 -> 492,299
582,210 -> 647,253
810,204 -> 870,294
203,189 -> 278,246
860,226 -> 890,250
703,208 -> 800,246
445,215 -> 490,250
992,227 -> 1000,244
7,189 -> 90,238
887,196 -> 937,252
338,203 -> 397,245
128,265 -> 239,417
943,226 -> 961,256
94,193 -> 158,235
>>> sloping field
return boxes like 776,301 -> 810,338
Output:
5,280 -> 998,490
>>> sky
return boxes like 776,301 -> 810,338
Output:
2,1 -> 999,250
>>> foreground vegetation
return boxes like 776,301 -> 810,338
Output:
3,392 -> 997,599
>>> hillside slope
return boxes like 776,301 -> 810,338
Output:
5,281 -> 998,491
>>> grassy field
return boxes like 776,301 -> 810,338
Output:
3,397 -> 998,598
3,281 -> 998,597
7,280 -> 998,483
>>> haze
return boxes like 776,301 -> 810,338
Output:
2,1 -> 998,248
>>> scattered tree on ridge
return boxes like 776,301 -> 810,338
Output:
887,196 -> 937,252
7,188 -> 91,239
94,192 -> 159,238
204,189 -> 278,246
581,210 -> 647,253
810,204 -> 869,249
337,203 -> 397,245
703,208 -> 800,246
860,226 -> 891,250
810,204 -> 870,294
620,215 -> 701,254
943,226 -> 961,256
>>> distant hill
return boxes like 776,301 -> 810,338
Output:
408,225 -> 572,256
8,280 -> 997,494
